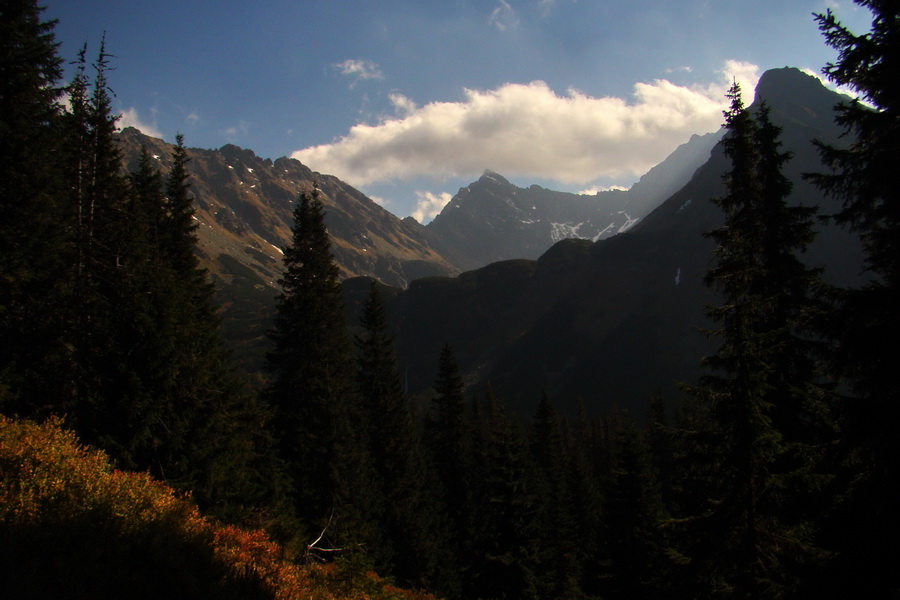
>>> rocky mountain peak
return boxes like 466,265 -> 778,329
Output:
755,66 -> 830,104
479,169 -> 512,186
749,67 -> 844,138
424,127 -> 722,270
218,143 -> 268,166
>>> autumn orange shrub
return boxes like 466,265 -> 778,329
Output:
0,415 -> 436,600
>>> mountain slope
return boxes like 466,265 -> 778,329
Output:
424,131 -> 720,270
117,128 -> 459,290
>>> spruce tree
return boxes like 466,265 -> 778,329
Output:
598,414 -> 666,600
807,3 -> 900,595
679,84 -> 826,599
59,41 -> 160,460
428,344 -> 468,524
564,400 -> 605,597
527,392 -> 581,599
141,134 -> 209,475
162,134 -> 205,278
0,0 -> 67,413
108,146 -> 169,463
60,39 -> 137,441
408,343 -> 471,595
432,343 -> 466,436
465,388 -> 541,600
266,186 -> 370,545
146,136 -> 277,522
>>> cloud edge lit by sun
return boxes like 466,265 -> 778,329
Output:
292,60 -> 760,194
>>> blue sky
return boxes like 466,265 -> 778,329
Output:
43,1 -> 870,221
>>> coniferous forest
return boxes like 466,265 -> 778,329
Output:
1,1 -> 898,598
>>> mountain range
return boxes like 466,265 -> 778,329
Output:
425,129 -> 720,270
116,102 -> 719,366
118,118 -> 720,286
118,129 -> 457,288
118,66 -> 862,416
351,67 -> 867,416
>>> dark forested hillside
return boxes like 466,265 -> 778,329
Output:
364,67 -> 867,416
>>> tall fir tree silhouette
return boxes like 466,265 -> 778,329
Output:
807,2 -> 900,595
266,186 -> 372,546
134,135 -> 276,522
427,344 -> 468,574
0,0 -> 68,413
679,83 -> 827,600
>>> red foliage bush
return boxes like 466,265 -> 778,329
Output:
0,415 -> 436,600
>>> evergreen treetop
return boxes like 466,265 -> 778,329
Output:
265,186 -> 371,546
805,3 -> 900,595
0,0 -> 67,412
679,82 -> 827,600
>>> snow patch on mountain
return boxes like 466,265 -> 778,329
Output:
592,223 -> 617,241
550,221 -> 585,243
617,212 -> 639,233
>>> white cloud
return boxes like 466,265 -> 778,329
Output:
389,92 -> 418,117
334,59 -> 384,87
117,107 -> 164,139
489,0 -> 519,31
578,184 -> 629,195
719,60 -> 761,104
411,191 -> 453,224
665,66 -> 693,74
292,60 -> 760,190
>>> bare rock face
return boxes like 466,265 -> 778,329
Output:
117,127 -> 459,291
425,130 -> 721,271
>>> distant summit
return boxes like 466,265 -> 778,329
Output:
755,67 -> 840,114
481,169 -> 510,183
424,131 -> 720,270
